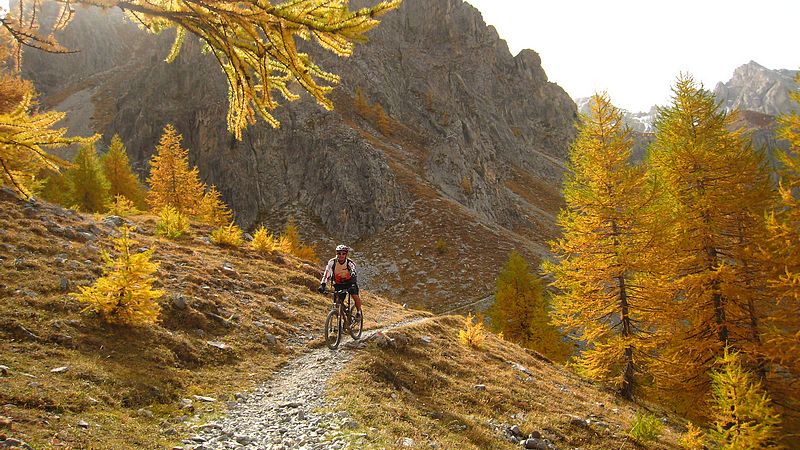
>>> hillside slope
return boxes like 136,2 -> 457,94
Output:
1,195 -> 685,449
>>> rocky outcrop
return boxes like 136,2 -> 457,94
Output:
714,61 -> 798,116
25,0 -> 575,241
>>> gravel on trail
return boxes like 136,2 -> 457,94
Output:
186,318 -> 426,450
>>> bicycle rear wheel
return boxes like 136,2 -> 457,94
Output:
325,309 -> 342,349
349,310 -> 363,340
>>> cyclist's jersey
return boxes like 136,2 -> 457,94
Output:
320,258 -> 358,285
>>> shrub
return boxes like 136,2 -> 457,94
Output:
708,348 -> 780,449
210,222 -> 244,247
434,238 -> 447,255
458,313 -> 485,349
156,206 -> 189,239
72,226 -> 163,325
106,195 -> 140,217
250,225 -> 276,253
197,185 -> 232,226
281,220 -> 318,261
680,422 -> 706,450
628,413 -> 663,443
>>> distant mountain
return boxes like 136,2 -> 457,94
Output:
574,97 -> 657,133
714,61 -> 799,116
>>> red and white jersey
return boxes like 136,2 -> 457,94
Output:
320,257 -> 358,285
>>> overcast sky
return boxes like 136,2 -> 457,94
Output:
0,0 -> 8,19
465,0 -> 799,112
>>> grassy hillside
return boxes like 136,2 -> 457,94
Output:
0,190 -> 687,449
0,189 -> 423,448
330,317 -> 685,449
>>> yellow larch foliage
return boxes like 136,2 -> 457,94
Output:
708,348 -> 781,449
72,226 -> 164,326
101,135 -> 146,209
4,0 -> 401,139
147,124 -> 204,214
0,54 -> 93,198
544,93 -> 663,399
66,143 -> 111,213
647,76 -> 775,400
105,195 -> 141,217
198,185 -> 233,226
210,222 -> 244,248
250,225 -> 277,253
156,205 -> 190,239
490,251 -> 570,362
679,423 -> 706,450
458,313 -> 485,349
282,219 -> 318,261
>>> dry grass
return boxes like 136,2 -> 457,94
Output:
0,192 -> 420,449
329,316 -> 685,450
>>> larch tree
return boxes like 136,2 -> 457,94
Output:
490,250 -> 569,362
3,0 -> 402,139
543,93 -> 662,400
647,76 -> 774,399
146,124 -> 204,214
197,184 -> 233,226
101,134 -> 146,209
66,143 -> 111,212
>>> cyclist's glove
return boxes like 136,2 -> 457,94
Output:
317,283 -> 326,294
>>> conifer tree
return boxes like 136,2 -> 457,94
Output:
374,103 -> 392,135
708,348 -> 781,449
490,251 -> 569,362
544,93 -> 661,399
3,0 -> 402,139
647,76 -> 774,396
282,219 -> 317,261
198,185 -> 233,226
73,225 -> 164,326
146,124 -> 204,214
38,170 -> 71,207
101,135 -> 146,209
66,143 -> 111,212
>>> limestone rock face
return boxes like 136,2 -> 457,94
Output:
25,0 -> 575,241
714,61 -> 799,116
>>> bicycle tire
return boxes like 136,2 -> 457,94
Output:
325,309 -> 342,349
349,310 -> 363,340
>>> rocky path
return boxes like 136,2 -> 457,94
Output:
182,318 -> 427,450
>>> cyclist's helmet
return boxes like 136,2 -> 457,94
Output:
335,244 -> 349,253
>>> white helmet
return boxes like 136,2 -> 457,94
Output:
335,244 -> 349,253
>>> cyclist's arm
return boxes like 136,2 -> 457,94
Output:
348,260 -> 358,284
320,259 -> 334,285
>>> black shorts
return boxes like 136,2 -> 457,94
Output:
333,283 -> 359,295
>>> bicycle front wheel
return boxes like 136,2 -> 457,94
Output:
349,311 -> 363,340
325,309 -> 342,349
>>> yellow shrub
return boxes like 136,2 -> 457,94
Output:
458,313 -> 485,349
210,222 -> 244,247
434,238 -> 448,255
273,234 -> 292,253
281,220 -> 318,261
250,225 -> 276,253
680,422 -> 705,450
72,226 -> 163,325
156,206 -> 189,239
106,195 -> 140,217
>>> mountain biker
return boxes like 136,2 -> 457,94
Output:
318,244 -> 362,319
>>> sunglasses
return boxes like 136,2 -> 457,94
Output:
336,251 -> 348,255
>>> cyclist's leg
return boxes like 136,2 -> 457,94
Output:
349,284 -> 362,316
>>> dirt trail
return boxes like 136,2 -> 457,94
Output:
189,317 -> 428,450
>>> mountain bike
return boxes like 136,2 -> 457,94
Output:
324,288 -> 363,349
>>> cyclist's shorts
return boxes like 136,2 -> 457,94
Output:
333,283 -> 359,295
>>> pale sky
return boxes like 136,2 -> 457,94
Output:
0,0 -> 8,19
465,0 -> 799,112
